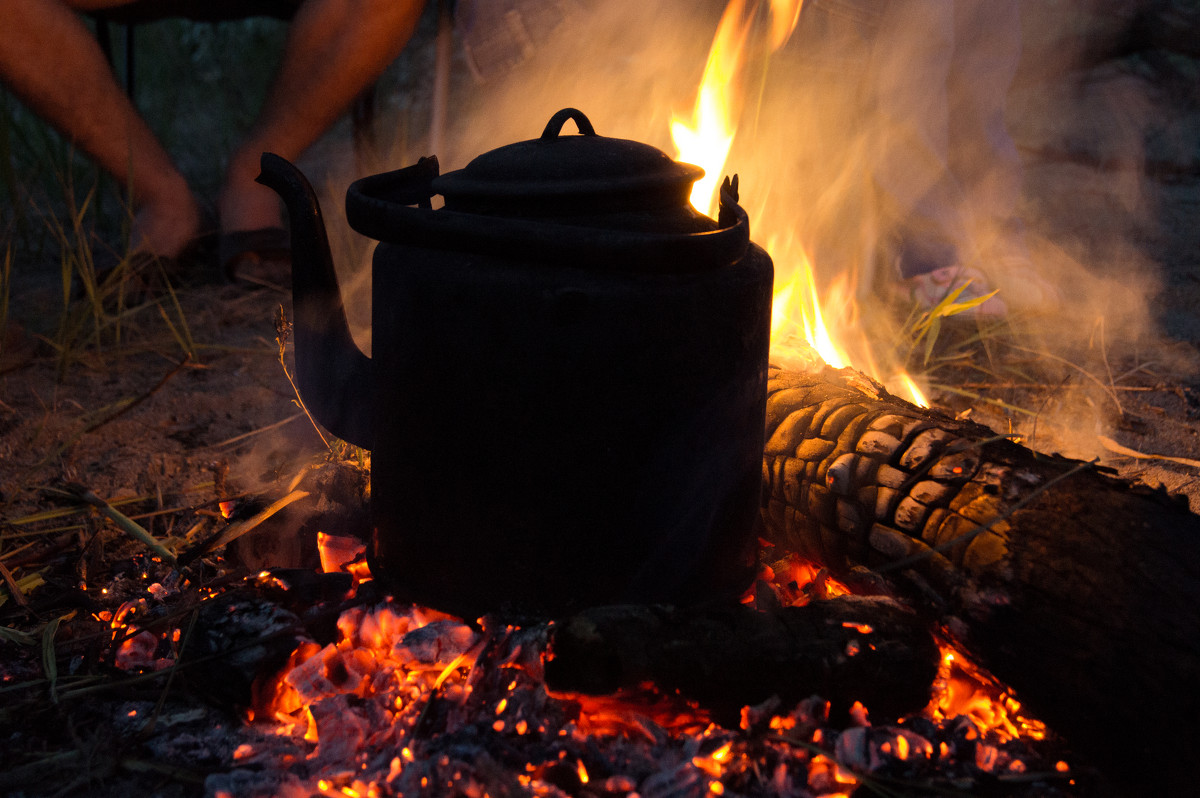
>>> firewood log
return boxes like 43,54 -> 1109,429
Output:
760,365 -> 1200,796
544,596 -> 939,725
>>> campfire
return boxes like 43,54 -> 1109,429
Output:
226,533 -> 1072,798
43,507 -> 1072,798
3,3 -> 1200,798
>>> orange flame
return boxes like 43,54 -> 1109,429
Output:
670,0 -> 753,216
672,1 -> 803,217
673,0 -> 930,408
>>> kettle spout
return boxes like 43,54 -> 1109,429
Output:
257,153 -> 373,449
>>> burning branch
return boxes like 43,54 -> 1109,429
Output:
760,364 -> 1200,794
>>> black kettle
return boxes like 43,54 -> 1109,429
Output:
258,108 -> 773,619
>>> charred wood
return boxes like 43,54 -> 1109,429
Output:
179,593 -> 309,708
544,596 -> 939,725
760,365 -> 1200,796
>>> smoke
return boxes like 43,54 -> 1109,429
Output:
741,1 -> 1168,373
444,1 -> 719,165
311,0 -> 1186,449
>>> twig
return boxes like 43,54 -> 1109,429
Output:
1003,342 -> 1124,416
41,484 -> 177,566
175,488 -> 310,568
275,305 -> 332,453
81,354 -> 190,436
139,608 -> 199,739
0,557 -> 30,609
30,355 -> 190,469
1093,315 -> 1120,416
42,613 -> 71,704
200,411 -> 304,451
951,382 -> 1159,393
1097,435 -> 1200,469
4,482 -> 216,531
0,750 -> 86,792
927,383 -> 1040,417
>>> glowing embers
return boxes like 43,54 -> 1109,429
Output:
316,530 -> 372,585
224,547 -> 1072,796
931,645 -> 1049,745
759,553 -> 852,607
90,515 -> 1068,793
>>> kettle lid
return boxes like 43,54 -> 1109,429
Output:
431,108 -> 704,216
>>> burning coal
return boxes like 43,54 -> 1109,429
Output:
91,527 -> 1070,798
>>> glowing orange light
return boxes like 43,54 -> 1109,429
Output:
769,715 -> 796,731
318,531 -> 364,574
899,374 -> 930,408
932,640 -> 1047,743
673,1 -> 936,408
433,650 -> 470,690
304,708 -> 319,743
673,1 -> 803,217
671,0 -> 750,215
811,754 -> 858,788
576,760 -> 589,785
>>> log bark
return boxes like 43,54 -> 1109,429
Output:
760,366 -> 1200,796
544,596 -> 939,726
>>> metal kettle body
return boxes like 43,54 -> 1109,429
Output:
261,109 -> 773,620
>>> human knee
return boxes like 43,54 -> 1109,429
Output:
309,0 -> 426,29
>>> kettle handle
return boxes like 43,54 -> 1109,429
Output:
540,107 -> 597,138
346,158 -> 753,273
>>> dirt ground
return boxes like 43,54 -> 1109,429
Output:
0,279 -> 320,517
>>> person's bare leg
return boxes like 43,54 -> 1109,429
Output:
0,0 -> 201,258
218,0 -> 426,234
